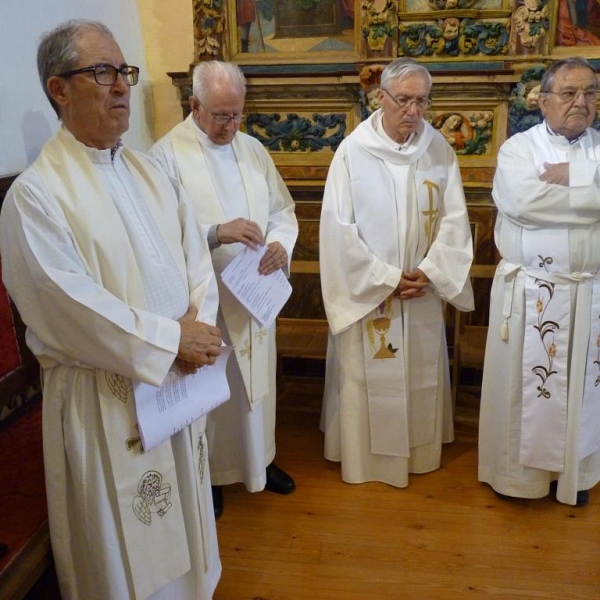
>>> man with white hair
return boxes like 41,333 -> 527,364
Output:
320,58 -> 474,488
152,60 -> 298,518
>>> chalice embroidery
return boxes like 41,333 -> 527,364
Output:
367,297 -> 398,359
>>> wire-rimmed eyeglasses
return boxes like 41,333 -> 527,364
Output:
57,63 -> 140,86
199,101 -> 246,125
543,89 -> 598,104
381,87 -> 432,110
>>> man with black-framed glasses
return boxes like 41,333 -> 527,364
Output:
320,57 -> 474,490
0,19 -> 223,599
152,60 -> 298,520
479,56 -> 600,507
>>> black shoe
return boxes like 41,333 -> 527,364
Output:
265,463 -> 295,495
212,485 -> 224,520
576,490 -> 590,506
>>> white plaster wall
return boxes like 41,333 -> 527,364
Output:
0,0 -> 152,177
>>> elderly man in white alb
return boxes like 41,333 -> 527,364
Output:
320,58 -> 474,488
0,20 -> 223,600
479,56 -> 600,506
151,60 -> 298,518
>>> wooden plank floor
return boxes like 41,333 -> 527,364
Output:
214,383 -> 600,600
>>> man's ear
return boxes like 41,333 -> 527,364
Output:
537,94 -> 547,118
189,95 -> 198,112
46,75 -> 69,109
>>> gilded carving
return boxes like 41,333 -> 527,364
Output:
361,0 -> 397,51
192,0 -> 226,60
513,0 -> 550,49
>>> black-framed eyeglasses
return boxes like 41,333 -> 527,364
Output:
381,87 -> 432,110
57,63 -> 140,86
543,89 -> 598,104
199,101 -> 246,125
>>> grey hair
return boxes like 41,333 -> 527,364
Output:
192,60 -> 246,105
540,57 -> 599,93
380,58 -> 432,93
37,19 -> 114,116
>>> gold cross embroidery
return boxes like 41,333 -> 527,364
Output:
240,338 -> 252,360
255,329 -> 267,343
421,180 -> 440,250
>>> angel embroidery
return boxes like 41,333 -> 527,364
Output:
132,470 -> 173,525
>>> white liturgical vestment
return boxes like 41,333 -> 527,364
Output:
151,115 -> 298,491
0,125 -> 221,599
479,121 -> 600,505
320,110 -> 474,487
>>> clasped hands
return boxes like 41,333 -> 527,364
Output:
216,217 -> 287,275
393,268 -> 429,300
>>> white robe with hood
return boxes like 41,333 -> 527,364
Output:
320,110 -> 474,487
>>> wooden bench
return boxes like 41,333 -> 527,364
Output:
276,260 -> 328,361
276,259 -> 328,363
276,317 -> 329,362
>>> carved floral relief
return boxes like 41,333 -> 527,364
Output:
398,17 -> 511,57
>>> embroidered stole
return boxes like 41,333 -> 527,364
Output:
33,127 -> 196,599
363,162 -> 441,457
170,116 -> 269,406
521,230 -> 570,471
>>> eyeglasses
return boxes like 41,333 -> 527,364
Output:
381,88 -> 432,110
57,63 -> 140,86
199,102 -> 246,125
544,89 -> 598,104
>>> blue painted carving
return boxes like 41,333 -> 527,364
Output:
398,18 -> 509,58
246,113 -> 346,151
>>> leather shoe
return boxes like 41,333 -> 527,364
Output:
212,485 -> 224,520
576,490 -> 590,506
265,463 -> 295,495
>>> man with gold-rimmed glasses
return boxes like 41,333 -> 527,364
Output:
320,57 -> 474,489
480,56 -> 600,507
0,19 -> 223,599
152,60 -> 298,519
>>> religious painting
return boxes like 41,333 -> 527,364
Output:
552,0 -> 600,54
232,0 -> 357,58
